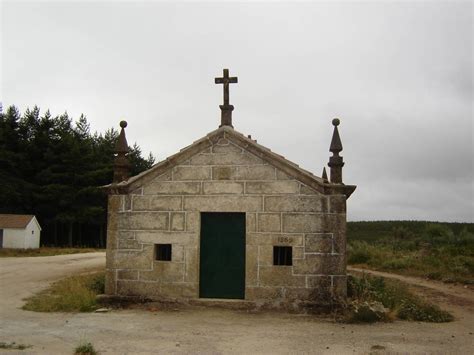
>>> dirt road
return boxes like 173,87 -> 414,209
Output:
1,254 -> 473,354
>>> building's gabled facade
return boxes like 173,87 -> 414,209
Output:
104,69 -> 355,309
0,214 -> 42,249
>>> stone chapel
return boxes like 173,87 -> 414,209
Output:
104,69 -> 356,309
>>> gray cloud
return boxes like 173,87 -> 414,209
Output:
2,1 -> 472,222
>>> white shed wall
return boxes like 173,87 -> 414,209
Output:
1,219 -> 41,249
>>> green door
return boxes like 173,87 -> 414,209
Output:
199,212 -> 246,299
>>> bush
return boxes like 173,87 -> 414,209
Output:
74,341 -> 98,355
346,275 -> 453,323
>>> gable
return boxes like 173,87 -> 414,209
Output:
106,126 -> 355,198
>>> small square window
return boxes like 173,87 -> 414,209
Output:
273,246 -> 292,266
155,244 -> 172,261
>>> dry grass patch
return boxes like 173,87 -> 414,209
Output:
0,247 -> 103,257
22,271 -> 105,312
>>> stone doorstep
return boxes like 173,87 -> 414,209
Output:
188,298 -> 255,310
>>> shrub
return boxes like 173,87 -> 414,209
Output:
74,341 -> 98,355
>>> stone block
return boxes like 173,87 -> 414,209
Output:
307,276 -> 332,301
258,245 -> 273,266
118,212 -> 169,230
245,287 -> 283,300
143,181 -> 201,195
212,165 -> 276,180
117,280 -> 161,297
265,196 -> 327,213
189,151 -> 263,165
117,238 -> 141,250
247,233 -> 303,246
285,288 -> 313,302
212,142 -> 243,153
108,195 -> 123,212
184,196 -> 262,212
139,261 -> 185,282
117,231 -> 134,240
257,213 -> 281,232
293,254 -> 345,275
186,212 -> 200,232
160,283 -> 198,299
133,196 -> 183,211
105,270 -> 116,294
300,184 -> 320,195
332,275 -> 347,298
171,212 -> 185,231
117,270 -> 139,281
136,231 -> 197,246
172,244 -> 184,262
304,234 -> 333,253
246,181 -> 299,194
282,213 -> 324,233
246,245 -> 258,286
184,247 -> 198,282
172,166 -> 211,180
293,246 -> 304,260
124,195 -> 132,211
151,171 -> 171,182
109,244 -> 154,270
106,229 -> 118,251
259,266 -> 305,287
203,181 -> 244,194
329,195 -> 346,213
276,169 -> 293,180
246,213 -> 256,232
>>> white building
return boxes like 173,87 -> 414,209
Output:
0,214 -> 42,249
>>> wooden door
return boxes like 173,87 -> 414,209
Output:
199,213 -> 245,299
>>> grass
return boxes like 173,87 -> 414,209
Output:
74,341 -> 98,355
0,247 -> 103,257
22,271 -> 105,312
347,222 -> 474,284
346,274 -> 454,323
0,342 -> 32,350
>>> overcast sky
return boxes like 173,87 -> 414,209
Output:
1,0 -> 472,222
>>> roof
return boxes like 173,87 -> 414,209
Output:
0,214 -> 35,229
105,126 -> 356,198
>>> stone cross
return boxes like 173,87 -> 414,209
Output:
215,69 -> 238,127
215,69 -> 238,106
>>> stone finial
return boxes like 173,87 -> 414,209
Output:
113,120 -> 130,183
215,69 -> 238,128
328,118 -> 345,183
322,167 -> 329,182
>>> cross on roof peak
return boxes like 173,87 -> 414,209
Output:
215,68 -> 238,128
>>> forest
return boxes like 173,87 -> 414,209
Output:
0,105 -> 154,247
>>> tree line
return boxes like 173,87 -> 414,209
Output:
0,105 -> 155,247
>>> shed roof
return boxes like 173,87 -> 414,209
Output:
0,214 -> 35,229
105,126 -> 356,198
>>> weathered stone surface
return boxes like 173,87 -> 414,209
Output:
332,275 -> 347,298
117,270 -> 139,281
143,181 -> 201,195
212,165 -> 275,180
293,254 -> 345,275
117,231 -> 134,240
135,231 -> 197,246
108,195 -> 123,212
304,234 -> 333,253
329,195 -> 346,213
106,229 -> 118,251
184,196 -> 262,211
203,181 -> 244,194
257,213 -> 281,232
265,196 -> 326,212
285,288 -> 313,302
246,181 -> 299,194
259,266 -> 305,287
258,245 -> 273,266
133,196 -> 182,211
150,171 -> 171,182
184,247 -> 198,282
124,195 -> 132,211
105,270 -> 116,294
117,280 -> 160,297
117,238 -> 140,250
212,142 -> 243,153
246,245 -> 258,286
282,214 -> 324,233
159,283 -> 198,299
118,212 -> 169,230
300,184 -> 321,195
173,166 -> 211,180
109,245 -> 154,270
276,169 -> 293,180
307,276 -> 332,301
190,151 -> 263,165
185,212 -> 199,232
245,287 -> 283,300
140,261 -> 184,282
293,246 -> 304,260
171,212 -> 185,231
246,213 -> 256,232
247,233 -> 303,246
172,244 -> 184,262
